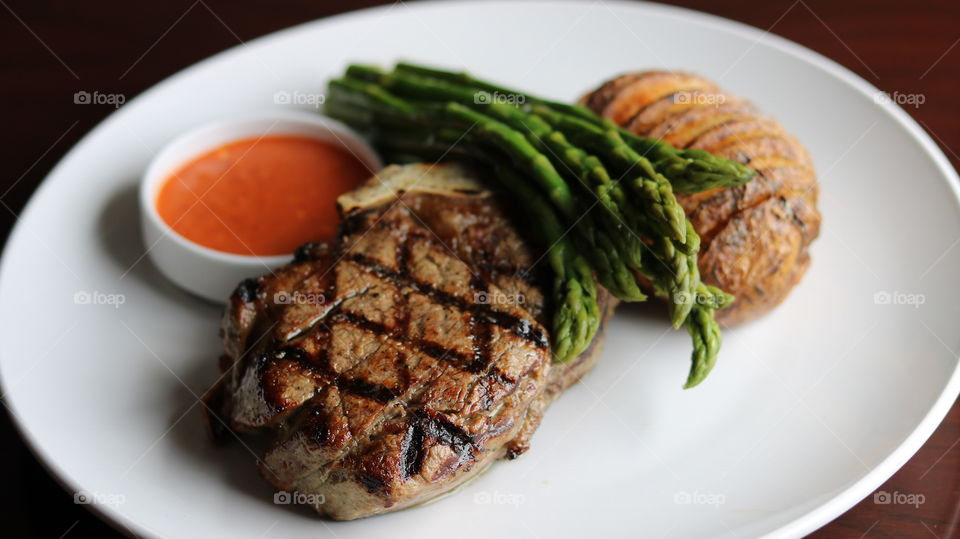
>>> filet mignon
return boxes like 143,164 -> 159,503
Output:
206,163 -> 614,520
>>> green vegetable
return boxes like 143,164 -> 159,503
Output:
684,305 -> 722,389
392,62 -> 756,193
442,103 -> 579,219
494,165 -> 601,362
392,62 -> 601,123
344,67 -> 650,300
530,104 -> 702,326
530,105 -> 688,245
330,76 -> 645,301
616,127 -> 757,194
325,62 -> 746,387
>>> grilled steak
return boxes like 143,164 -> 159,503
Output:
206,163 -> 614,520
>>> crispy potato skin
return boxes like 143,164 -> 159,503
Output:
581,72 -> 821,325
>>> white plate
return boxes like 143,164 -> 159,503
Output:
2,1 -> 958,538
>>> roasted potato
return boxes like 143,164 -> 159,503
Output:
582,72 -> 821,325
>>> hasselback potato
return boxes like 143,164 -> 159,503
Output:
582,72 -> 821,325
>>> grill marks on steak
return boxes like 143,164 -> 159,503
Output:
212,164 -> 556,519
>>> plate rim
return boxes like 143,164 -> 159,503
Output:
1,1 -> 959,537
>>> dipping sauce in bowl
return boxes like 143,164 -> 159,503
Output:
156,135 -> 370,256
140,112 -> 381,303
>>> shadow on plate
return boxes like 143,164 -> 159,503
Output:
97,183 -> 323,518
96,181 -> 221,308
615,298 -> 673,324
168,358 -> 335,520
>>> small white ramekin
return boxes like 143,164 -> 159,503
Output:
140,111 -> 381,303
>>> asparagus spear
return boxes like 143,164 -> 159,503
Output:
329,78 -> 648,300
392,62 -> 601,123
530,105 -> 689,245
357,108 -> 647,302
683,305 -> 722,388
441,103 -> 580,219
378,126 -> 722,384
528,103 -> 703,326
391,62 -> 756,193
496,118 -> 653,302
330,77 -> 580,219
353,66 -> 687,247
330,121 -> 601,362
615,127 -> 756,194
493,165 -> 601,362
329,74 -> 696,323
329,110 -> 602,361
341,66 -> 719,272
325,66 -> 735,386
340,69 -> 662,301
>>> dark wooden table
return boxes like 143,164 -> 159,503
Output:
1,1 -> 957,537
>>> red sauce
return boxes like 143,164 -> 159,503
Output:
156,135 -> 370,256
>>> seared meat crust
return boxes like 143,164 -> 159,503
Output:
207,164 -> 613,519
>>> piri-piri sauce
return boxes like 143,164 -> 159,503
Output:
156,136 -> 370,256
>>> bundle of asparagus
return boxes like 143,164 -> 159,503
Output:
324,62 -> 753,388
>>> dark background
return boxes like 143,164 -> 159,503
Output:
1,0 -> 958,537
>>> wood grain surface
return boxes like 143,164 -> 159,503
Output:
0,1 -> 957,537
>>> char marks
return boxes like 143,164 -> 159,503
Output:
345,251 -> 547,349
400,408 -> 478,480
337,376 -> 396,404
216,164 -> 558,520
